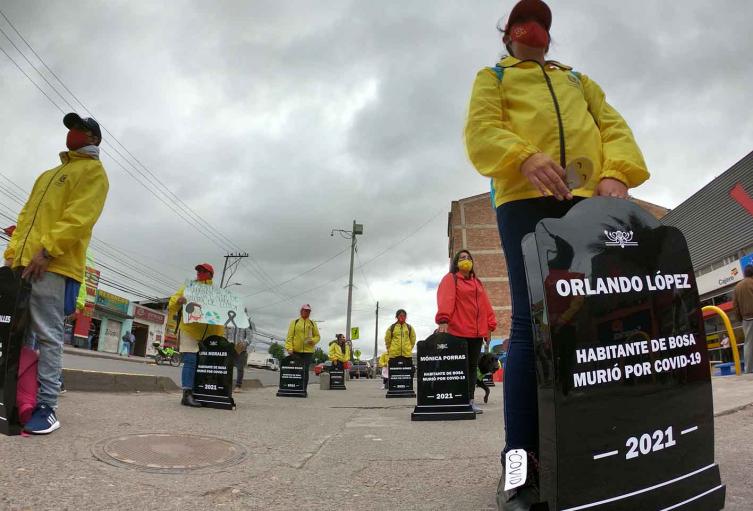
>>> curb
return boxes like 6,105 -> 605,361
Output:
64,346 -> 154,365
714,401 -> 753,418
62,368 -> 180,392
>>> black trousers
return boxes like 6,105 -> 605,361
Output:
463,337 -> 483,400
234,350 -> 248,386
299,353 -> 313,388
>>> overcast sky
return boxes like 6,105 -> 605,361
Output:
0,1 -> 751,358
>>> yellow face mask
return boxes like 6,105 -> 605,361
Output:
458,259 -> 473,272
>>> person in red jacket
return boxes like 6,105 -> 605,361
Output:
436,249 -> 497,414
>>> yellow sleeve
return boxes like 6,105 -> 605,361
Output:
312,321 -> 320,344
168,285 -> 185,312
464,69 -> 540,180
41,167 -> 109,258
344,345 -> 351,361
285,320 -> 295,352
410,326 -> 417,350
580,74 -> 649,188
4,175 -> 41,262
328,343 -> 337,362
384,327 -> 392,351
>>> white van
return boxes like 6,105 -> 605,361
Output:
247,352 -> 279,371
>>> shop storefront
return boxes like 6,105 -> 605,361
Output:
93,290 -> 132,354
129,304 -> 166,358
661,150 -> 753,363
71,264 -> 101,349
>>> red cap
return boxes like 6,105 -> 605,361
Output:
3,225 -> 16,236
506,0 -> 552,31
195,263 -> 214,275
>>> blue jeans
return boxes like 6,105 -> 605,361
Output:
497,197 -> 580,455
24,272 -> 66,409
181,352 -> 197,390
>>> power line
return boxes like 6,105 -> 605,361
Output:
242,248 -> 348,298
0,13 -> 283,297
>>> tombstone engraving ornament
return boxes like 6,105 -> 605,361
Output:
521,197 -> 724,510
411,333 -> 475,421
386,356 -> 415,398
193,335 -> 236,410
276,355 -> 307,398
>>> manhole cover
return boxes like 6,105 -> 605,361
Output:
92,434 -> 248,473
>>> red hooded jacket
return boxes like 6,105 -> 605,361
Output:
435,272 -> 497,339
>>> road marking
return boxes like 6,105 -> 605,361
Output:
593,450 -> 619,460
681,426 -> 698,435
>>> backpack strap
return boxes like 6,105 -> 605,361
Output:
488,64 -> 505,82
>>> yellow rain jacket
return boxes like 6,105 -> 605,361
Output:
4,151 -> 109,282
285,317 -> 321,354
328,340 -> 351,363
465,56 -> 649,207
385,322 -> 416,359
378,352 -> 390,368
168,280 -> 225,352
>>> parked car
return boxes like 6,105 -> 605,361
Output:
247,352 -> 279,371
349,360 -> 373,379
314,360 -> 333,376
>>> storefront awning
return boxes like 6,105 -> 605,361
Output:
94,304 -> 134,321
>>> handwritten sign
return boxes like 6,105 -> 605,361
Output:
182,281 -> 250,329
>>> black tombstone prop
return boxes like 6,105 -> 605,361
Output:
276,355 -> 307,398
329,367 -> 346,390
411,333 -> 475,421
386,356 -> 416,398
0,268 -> 30,436
193,335 -> 236,410
521,197 -> 724,510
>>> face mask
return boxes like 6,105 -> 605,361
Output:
397,315 -> 406,324
66,129 -> 90,150
458,260 -> 473,272
196,272 -> 212,282
508,21 -> 549,49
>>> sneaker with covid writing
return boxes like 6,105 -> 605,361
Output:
24,404 -> 60,434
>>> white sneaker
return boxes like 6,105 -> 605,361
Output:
471,400 -> 483,414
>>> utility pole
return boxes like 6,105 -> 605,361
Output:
331,220 -> 364,360
373,301 -> 379,370
220,252 -> 248,288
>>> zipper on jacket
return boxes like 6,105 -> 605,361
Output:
538,63 -> 567,168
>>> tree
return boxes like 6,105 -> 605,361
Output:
312,347 -> 327,364
268,342 -> 285,363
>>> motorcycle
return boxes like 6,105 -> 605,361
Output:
152,342 -> 181,366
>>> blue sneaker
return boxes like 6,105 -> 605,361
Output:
24,404 -> 60,434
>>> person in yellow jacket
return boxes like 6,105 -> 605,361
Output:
463,2 -> 650,509
285,304 -> 320,388
328,334 -> 351,369
385,309 -> 416,360
3,113 -> 108,434
378,352 -> 390,389
168,263 -> 224,407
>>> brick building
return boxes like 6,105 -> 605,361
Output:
447,193 -> 668,340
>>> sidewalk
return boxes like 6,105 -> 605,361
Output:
1,375 -> 752,510
63,344 -> 154,365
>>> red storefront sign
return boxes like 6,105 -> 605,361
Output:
133,305 -> 166,325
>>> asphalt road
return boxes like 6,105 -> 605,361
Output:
1,379 -> 751,510
62,352 -> 284,387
